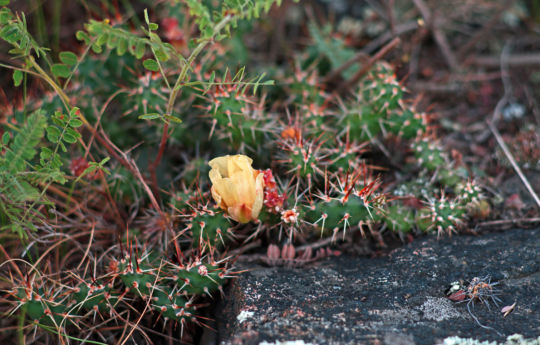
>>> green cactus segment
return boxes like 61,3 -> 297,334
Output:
412,138 -> 448,171
341,104 -> 384,140
115,254 -> 159,296
456,180 -> 484,207
130,72 -> 168,116
286,140 -> 321,178
171,191 -> 200,213
326,140 -> 367,173
306,192 -> 383,239
11,252 -> 230,328
174,262 -> 225,295
15,287 -> 71,326
384,204 -> 415,233
361,62 -> 403,114
71,281 -> 116,312
151,290 -> 195,322
339,62 -> 426,141
420,195 -> 465,236
287,65 -> 328,114
209,84 -> 266,149
388,108 -> 427,139
188,208 -> 232,249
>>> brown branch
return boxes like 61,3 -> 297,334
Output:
98,128 -> 162,213
338,37 -> 401,93
362,21 -> 418,55
476,218 -> 540,229
148,122 -> 170,201
323,51 -> 369,85
468,53 -> 540,67
487,120 -> 540,209
412,0 -> 459,71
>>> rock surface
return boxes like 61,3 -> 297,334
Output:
216,228 -> 540,345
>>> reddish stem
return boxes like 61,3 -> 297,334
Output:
148,123 -> 170,201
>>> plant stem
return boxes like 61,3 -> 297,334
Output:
147,15 -> 232,196
17,308 -> 25,345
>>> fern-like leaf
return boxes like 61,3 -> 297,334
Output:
3,110 -> 47,173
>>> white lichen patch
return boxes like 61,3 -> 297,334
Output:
237,310 -> 255,324
259,341 -> 316,345
440,334 -> 540,345
419,297 -> 463,321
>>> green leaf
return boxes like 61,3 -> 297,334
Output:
15,180 -> 40,201
0,8 -> 12,24
63,132 -> 77,144
0,0 -> 10,5
142,58 -> 159,71
69,119 -> 83,127
46,126 -> 61,143
154,48 -> 169,62
116,37 -> 127,55
144,8 -> 150,25
40,147 -> 52,160
59,51 -> 77,65
91,43 -> 103,53
66,127 -> 81,138
138,113 -> 160,120
69,107 -> 80,118
2,131 -> 9,145
203,71 -> 215,94
4,111 -> 47,173
13,69 -> 23,87
163,114 -> 182,123
96,33 -> 108,46
135,41 -> 145,59
75,30 -> 90,43
51,64 -> 70,78
149,23 -> 158,31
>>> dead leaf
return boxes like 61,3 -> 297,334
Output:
501,302 -> 516,317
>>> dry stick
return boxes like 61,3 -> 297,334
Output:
323,51 -> 369,85
385,0 -> 396,35
0,243 -> 24,279
227,239 -> 262,257
76,223 -> 95,270
469,53 -> 540,67
98,129 -> 161,213
296,236 -> 335,252
476,218 -> 540,228
487,121 -> 540,209
338,37 -> 401,93
412,0 -> 458,71
362,21 -> 418,55
118,263 -> 164,345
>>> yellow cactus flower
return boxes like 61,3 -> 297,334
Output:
208,155 -> 264,223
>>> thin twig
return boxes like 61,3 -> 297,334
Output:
98,128 -> 161,213
487,121 -> 540,209
296,236 -> 335,251
362,21 -> 418,55
385,0 -> 396,35
227,239 -> 262,257
323,52 -> 369,85
476,218 -> 540,228
412,0 -> 459,70
338,37 -> 401,93
469,53 -> 540,67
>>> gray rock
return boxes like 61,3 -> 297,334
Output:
216,228 -> 540,345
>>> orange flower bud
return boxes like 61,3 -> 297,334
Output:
208,155 -> 264,223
